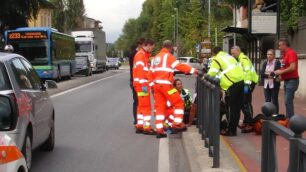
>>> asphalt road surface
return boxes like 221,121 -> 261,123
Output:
31,69 -> 194,172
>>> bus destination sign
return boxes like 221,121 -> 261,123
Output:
8,31 -> 48,40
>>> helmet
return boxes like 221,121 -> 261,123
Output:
4,45 -> 14,53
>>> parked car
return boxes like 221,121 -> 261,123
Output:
75,55 -> 92,76
0,52 -> 57,170
174,57 -> 203,75
106,58 -> 120,70
0,133 -> 28,172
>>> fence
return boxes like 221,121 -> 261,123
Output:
196,74 -> 220,168
261,103 -> 306,172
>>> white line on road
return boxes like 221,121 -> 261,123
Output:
158,138 -> 170,172
51,72 -> 127,98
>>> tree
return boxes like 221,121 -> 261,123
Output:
0,0 -> 43,33
50,0 -> 85,32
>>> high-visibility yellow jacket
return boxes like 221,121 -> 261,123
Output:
207,51 -> 244,90
237,53 -> 259,84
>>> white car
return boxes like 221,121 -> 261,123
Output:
174,57 -> 203,75
0,134 -> 27,172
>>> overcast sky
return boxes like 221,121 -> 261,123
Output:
83,0 -> 145,43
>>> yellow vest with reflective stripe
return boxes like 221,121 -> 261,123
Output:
207,51 -> 244,90
238,53 -> 259,84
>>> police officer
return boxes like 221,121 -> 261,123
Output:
207,47 -> 244,136
231,46 -> 259,133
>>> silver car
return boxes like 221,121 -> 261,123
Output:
174,57 -> 203,75
0,52 -> 57,170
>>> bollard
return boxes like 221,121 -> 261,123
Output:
288,115 -> 306,172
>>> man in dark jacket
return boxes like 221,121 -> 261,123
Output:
129,38 -> 145,124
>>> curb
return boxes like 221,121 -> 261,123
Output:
182,126 -> 246,172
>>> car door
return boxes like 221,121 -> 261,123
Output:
10,58 -> 44,148
20,59 -> 52,145
189,58 -> 202,71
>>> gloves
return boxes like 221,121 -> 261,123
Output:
270,72 -> 276,77
244,85 -> 250,94
141,86 -> 148,93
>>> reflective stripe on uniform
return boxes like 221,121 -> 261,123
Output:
137,120 -> 144,125
190,68 -> 195,74
138,92 -> 149,96
168,88 -> 178,95
174,118 -> 183,123
166,101 -> 171,107
209,68 -> 219,73
174,109 -> 184,114
137,114 -> 144,119
171,60 -> 180,68
149,82 -> 154,87
169,115 -> 175,120
144,122 -> 151,126
151,67 -> 174,73
144,116 -> 151,121
154,80 -> 172,85
156,115 -> 165,120
135,61 -> 145,67
143,67 -> 149,71
216,64 -> 236,79
139,79 -> 148,83
245,80 -> 252,85
156,123 -> 164,129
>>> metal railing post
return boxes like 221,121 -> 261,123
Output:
261,121 -> 277,172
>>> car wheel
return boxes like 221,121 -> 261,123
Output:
56,67 -> 61,82
22,131 -> 32,170
41,116 -> 55,151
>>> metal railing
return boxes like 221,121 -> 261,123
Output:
196,74 -> 220,168
261,103 -> 306,172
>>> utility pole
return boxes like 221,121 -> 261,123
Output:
174,8 -> 179,46
172,15 -> 176,43
208,0 -> 211,38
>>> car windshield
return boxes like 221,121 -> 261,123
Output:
178,58 -> 187,63
107,58 -> 119,64
75,41 -> 92,53
0,63 -> 12,91
10,40 -> 49,65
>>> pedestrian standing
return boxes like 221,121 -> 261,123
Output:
208,47 -> 244,136
261,49 -> 281,114
150,40 -> 198,138
274,38 -> 299,118
133,39 -> 156,134
129,38 -> 145,125
231,46 -> 259,133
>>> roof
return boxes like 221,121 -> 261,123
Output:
40,0 -> 55,9
0,53 -> 23,62
14,27 -> 58,32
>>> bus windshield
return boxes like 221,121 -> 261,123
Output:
75,41 -> 92,53
12,40 -> 49,65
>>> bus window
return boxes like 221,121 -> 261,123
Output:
12,41 -> 49,65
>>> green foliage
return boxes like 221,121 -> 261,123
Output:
115,0 -> 232,57
50,0 -> 85,32
0,0 -> 43,32
281,0 -> 306,34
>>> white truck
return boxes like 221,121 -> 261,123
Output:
71,29 -> 107,75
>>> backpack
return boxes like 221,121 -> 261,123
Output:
253,114 -> 289,135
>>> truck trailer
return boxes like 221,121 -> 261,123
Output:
71,28 -> 107,74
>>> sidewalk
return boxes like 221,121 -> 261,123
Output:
182,86 -> 306,172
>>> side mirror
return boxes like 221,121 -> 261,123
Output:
45,80 -> 58,89
0,94 -> 17,131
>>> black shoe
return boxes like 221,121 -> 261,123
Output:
241,125 -> 254,133
172,126 -> 188,133
135,128 -> 143,134
143,129 -> 157,135
221,131 -> 237,136
156,133 -> 167,139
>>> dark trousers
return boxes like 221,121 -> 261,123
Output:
131,84 -> 138,124
228,81 -> 244,133
264,85 -> 280,114
242,82 -> 256,124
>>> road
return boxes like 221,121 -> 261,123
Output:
30,69 -> 194,172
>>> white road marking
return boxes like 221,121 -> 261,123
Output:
158,138 -> 170,172
51,72 -> 126,98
